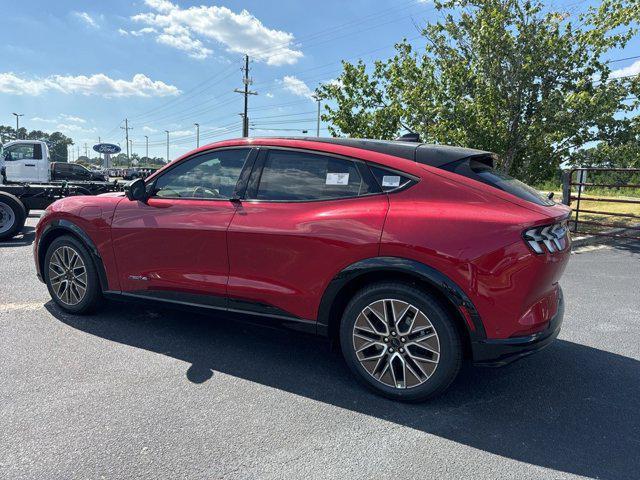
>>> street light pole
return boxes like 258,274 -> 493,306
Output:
194,123 -> 200,148
12,113 -> 24,139
144,135 -> 149,160
164,130 -> 170,163
315,96 -> 321,137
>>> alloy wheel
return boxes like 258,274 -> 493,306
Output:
352,299 -> 440,389
48,245 -> 88,306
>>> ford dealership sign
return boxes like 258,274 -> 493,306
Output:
93,143 -> 121,154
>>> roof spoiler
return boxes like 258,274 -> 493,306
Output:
395,132 -> 421,142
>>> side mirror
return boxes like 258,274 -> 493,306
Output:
125,178 -> 147,202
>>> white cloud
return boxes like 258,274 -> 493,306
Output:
120,27 -> 157,37
282,75 -> 314,99
0,72 -> 180,97
611,59 -> 640,79
130,0 -> 303,65
74,11 -> 99,28
55,123 -> 97,134
265,92 -> 274,98
32,114 -> 86,124
60,114 -> 86,124
171,129 -> 196,137
143,126 -> 158,133
31,116 -> 57,124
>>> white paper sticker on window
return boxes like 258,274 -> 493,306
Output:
326,172 -> 350,185
382,175 -> 401,187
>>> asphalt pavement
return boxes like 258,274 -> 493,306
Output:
1,214 -> 639,480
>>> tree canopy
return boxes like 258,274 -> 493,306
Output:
317,0 -> 640,183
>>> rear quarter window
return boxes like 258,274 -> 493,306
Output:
440,158 -> 555,206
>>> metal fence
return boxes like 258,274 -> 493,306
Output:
562,167 -> 640,240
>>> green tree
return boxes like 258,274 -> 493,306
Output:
318,0 -> 640,183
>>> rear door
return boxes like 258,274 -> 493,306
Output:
111,147 -> 254,302
226,148 -> 389,323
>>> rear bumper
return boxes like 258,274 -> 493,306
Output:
471,287 -> 564,366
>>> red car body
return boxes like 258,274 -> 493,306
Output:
34,137 -> 571,366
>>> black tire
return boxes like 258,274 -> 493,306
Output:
44,235 -> 103,314
339,282 -> 463,402
0,191 -> 27,240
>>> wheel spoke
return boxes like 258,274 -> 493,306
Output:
389,354 -> 406,389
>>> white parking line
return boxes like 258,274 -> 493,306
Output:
0,302 -> 44,312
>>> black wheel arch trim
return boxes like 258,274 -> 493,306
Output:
316,256 -> 486,339
37,219 -> 109,291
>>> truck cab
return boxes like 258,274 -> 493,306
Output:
2,140 -> 49,183
1,140 -> 107,184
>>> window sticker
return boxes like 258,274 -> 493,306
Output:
326,172 -> 350,185
382,175 -> 401,187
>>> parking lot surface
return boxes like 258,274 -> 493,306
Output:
1,215 -> 639,480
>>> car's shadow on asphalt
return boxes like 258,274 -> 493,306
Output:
46,300 -> 639,480
0,227 -> 35,247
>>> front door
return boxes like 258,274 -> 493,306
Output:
111,147 -> 253,304
3,142 -> 44,182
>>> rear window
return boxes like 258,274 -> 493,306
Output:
368,165 -> 414,192
441,158 -> 555,206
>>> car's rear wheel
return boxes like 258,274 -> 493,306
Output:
340,282 -> 462,401
44,235 -> 102,314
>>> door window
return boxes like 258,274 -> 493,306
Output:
153,148 -> 250,199
254,150 -> 372,201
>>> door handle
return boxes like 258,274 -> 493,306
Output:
25,164 -> 36,167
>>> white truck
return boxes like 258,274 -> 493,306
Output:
0,140 -> 123,240
1,140 -> 108,183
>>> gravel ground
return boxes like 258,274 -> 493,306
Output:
1,214 -> 639,480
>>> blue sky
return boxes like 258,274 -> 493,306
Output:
1,0 -> 638,160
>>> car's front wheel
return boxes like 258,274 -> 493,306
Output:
44,235 -> 102,314
340,282 -> 463,402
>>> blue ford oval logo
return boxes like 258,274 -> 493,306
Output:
93,143 -> 121,154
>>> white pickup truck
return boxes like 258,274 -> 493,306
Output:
1,140 -> 107,183
0,140 -> 124,240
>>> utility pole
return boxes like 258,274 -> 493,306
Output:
234,54 -> 258,137
76,146 -> 80,161
12,113 -> 24,139
144,135 -> 149,160
129,140 -> 133,163
84,143 -> 88,158
164,130 -> 170,163
98,136 -> 101,144
121,118 -> 133,167
314,95 -> 321,137
194,123 -> 200,148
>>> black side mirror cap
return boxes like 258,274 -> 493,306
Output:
125,178 -> 147,201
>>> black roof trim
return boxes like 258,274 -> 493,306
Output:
270,137 -> 495,168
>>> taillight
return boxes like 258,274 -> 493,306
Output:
523,221 -> 568,254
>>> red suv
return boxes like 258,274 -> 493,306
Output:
34,137 -> 570,401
